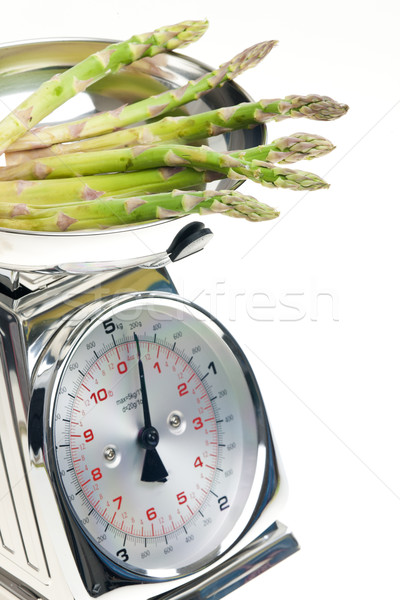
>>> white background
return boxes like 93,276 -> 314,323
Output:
1,0 -> 400,598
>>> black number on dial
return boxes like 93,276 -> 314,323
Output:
208,361 -> 217,375
218,496 -> 230,511
116,548 -> 129,562
103,318 -> 116,334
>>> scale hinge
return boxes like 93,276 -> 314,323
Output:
138,222 -> 213,269
167,221 -> 213,263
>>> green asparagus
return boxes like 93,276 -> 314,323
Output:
0,168 -> 212,206
0,157 -> 327,209
7,41 -> 277,151
5,95 -> 348,164
0,19 -> 208,155
0,135 -> 334,181
232,132 -> 335,164
0,189 -> 279,231
0,17 -> 351,236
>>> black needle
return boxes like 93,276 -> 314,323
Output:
134,333 -> 168,483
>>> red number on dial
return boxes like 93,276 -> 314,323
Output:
91,467 -> 102,481
194,456 -> 204,468
117,361 -> 127,374
83,429 -> 94,442
154,362 -> 161,373
178,383 -> 189,397
177,492 -> 187,505
113,496 -> 122,510
193,417 -> 203,430
146,507 -> 157,521
91,388 -> 108,404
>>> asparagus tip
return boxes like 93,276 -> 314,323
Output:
269,132 -> 336,163
224,39 -> 278,80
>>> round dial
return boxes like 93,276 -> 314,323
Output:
51,294 -> 267,579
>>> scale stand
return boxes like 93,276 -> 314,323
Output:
0,221 -> 299,600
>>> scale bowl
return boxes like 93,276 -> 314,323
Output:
0,39 -> 265,273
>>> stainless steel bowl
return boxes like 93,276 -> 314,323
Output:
0,39 -> 265,273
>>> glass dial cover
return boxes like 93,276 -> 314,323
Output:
50,294 -> 268,580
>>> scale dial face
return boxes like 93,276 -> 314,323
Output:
50,294 -> 267,579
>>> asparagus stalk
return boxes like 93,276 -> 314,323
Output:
0,135 -> 334,181
0,189 -> 279,231
6,95 -> 348,163
0,168 -> 212,206
0,19 -> 208,155
0,140 -> 331,192
0,157 -> 328,209
7,41 -> 278,151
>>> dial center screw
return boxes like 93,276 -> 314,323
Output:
140,426 -> 160,448
104,446 -> 116,461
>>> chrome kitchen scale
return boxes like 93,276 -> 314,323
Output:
0,40 -> 299,600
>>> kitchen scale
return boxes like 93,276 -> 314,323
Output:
0,40 -> 299,600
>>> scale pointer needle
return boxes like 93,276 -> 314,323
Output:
134,333 -> 168,483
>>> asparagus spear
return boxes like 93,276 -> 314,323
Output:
0,189 -> 279,231
0,19 -> 208,155
0,168 -> 211,206
0,157 -> 328,209
6,95 -> 348,163
0,140 -> 333,187
232,132 -> 335,164
0,133 -> 334,181
7,41 -> 278,151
